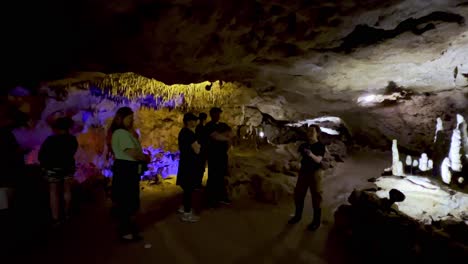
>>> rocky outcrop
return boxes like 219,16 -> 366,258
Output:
334,189 -> 468,262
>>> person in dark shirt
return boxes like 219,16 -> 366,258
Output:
204,107 -> 232,207
195,112 -> 207,188
38,117 -> 78,225
177,113 -> 201,222
0,105 -> 27,189
288,125 -> 326,231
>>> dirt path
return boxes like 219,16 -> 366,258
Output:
10,150 -> 390,264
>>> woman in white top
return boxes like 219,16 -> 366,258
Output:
109,107 -> 150,242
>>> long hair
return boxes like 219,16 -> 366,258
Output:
106,107 -> 134,155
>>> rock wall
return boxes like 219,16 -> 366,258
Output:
340,90 -> 468,153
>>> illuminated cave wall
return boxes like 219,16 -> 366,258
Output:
11,73 -> 255,182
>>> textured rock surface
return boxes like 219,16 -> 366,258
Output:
4,0 -> 468,153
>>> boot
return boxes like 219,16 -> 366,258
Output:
307,208 -> 321,231
288,203 -> 303,224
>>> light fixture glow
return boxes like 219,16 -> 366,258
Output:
259,131 -> 265,138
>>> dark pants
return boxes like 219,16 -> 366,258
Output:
196,152 -> 207,187
183,187 -> 194,213
112,160 -> 141,236
294,169 -> 323,219
207,155 -> 228,204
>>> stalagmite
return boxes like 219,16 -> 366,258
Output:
406,155 -> 412,166
434,117 -> 443,142
449,127 -> 462,172
392,139 -> 400,176
418,153 -> 429,171
404,155 -> 412,174
457,114 -> 468,157
441,157 -> 452,184
396,161 -> 404,176
428,159 -> 433,170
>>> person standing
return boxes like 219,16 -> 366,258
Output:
288,125 -> 325,231
0,107 -> 26,212
109,107 -> 150,241
204,107 -> 232,207
38,117 -> 78,226
177,113 -> 201,222
195,112 -> 207,188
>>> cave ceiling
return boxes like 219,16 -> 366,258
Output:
3,0 -> 468,111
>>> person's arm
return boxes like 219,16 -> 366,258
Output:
305,144 -> 325,163
38,137 -> 51,165
210,131 -> 229,141
306,151 -> 323,163
191,141 -> 201,154
125,149 -> 149,162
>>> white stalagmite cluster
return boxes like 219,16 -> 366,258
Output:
392,139 -> 403,176
388,114 -> 467,184
418,153 -> 429,171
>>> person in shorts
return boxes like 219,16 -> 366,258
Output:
39,117 -> 78,225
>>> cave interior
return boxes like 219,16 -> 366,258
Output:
1,0 -> 468,263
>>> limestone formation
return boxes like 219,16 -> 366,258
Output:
434,117 -> 443,142
418,153 -> 429,172
441,157 -> 452,184
449,127 -> 462,172
392,140 -> 401,176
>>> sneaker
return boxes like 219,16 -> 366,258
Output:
119,233 -> 143,242
181,212 -> 200,223
177,206 -> 185,214
288,216 -> 301,225
50,220 -> 62,229
220,199 -> 232,205
307,221 -> 320,231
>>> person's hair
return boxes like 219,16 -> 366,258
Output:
109,107 -> 134,134
199,112 -> 207,121
209,107 -> 222,116
52,117 -> 74,131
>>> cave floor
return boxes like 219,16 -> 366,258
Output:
8,149 -> 390,264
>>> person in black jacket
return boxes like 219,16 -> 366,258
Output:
204,108 -> 232,207
39,117 -> 78,225
177,113 -> 201,222
288,125 -> 325,231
